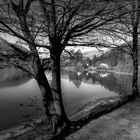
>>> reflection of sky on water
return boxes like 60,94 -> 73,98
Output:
0,70 -> 138,131
0,79 -> 43,131
61,78 -> 117,116
0,79 -> 41,101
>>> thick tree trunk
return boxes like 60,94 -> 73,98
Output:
132,26 -> 139,96
50,52 -> 69,134
35,67 -> 54,120
31,55 -> 66,134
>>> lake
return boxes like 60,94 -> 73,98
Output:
0,68 -> 139,132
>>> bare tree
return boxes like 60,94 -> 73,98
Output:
0,0 -> 129,134
131,0 -> 140,95
39,0 -> 129,133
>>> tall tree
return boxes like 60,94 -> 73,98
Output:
131,0 -> 140,95
39,0 -> 127,133
0,0 -> 129,134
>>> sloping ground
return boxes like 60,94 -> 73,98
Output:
66,97 -> 140,140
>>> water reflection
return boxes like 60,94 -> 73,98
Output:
0,78 -> 44,132
68,71 -> 82,88
0,67 -> 31,87
0,68 -> 139,132
61,71 -> 119,116
62,70 -> 140,96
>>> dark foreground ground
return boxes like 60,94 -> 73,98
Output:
1,96 -> 140,140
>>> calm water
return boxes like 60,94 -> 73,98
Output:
0,68 -> 139,132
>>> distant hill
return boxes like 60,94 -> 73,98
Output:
0,37 -> 31,68
0,37 -> 31,64
0,37 -> 29,55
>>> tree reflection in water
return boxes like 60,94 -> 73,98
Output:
63,70 -> 140,95
68,71 -> 83,88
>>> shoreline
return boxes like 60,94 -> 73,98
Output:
62,67 -> 140,76
0,95 -> 121,140
0,116 -> 47,140
1,94 -> 134,140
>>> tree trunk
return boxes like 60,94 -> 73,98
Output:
50,52 -> 69,134
31,55 -> 66,134
35,67 -> 54,120
132,26 -> 139,96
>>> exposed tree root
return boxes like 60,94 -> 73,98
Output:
51,94 -> 138,140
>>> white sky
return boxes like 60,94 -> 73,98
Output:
0,32 -> 129,59
0,33 -> 103,52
